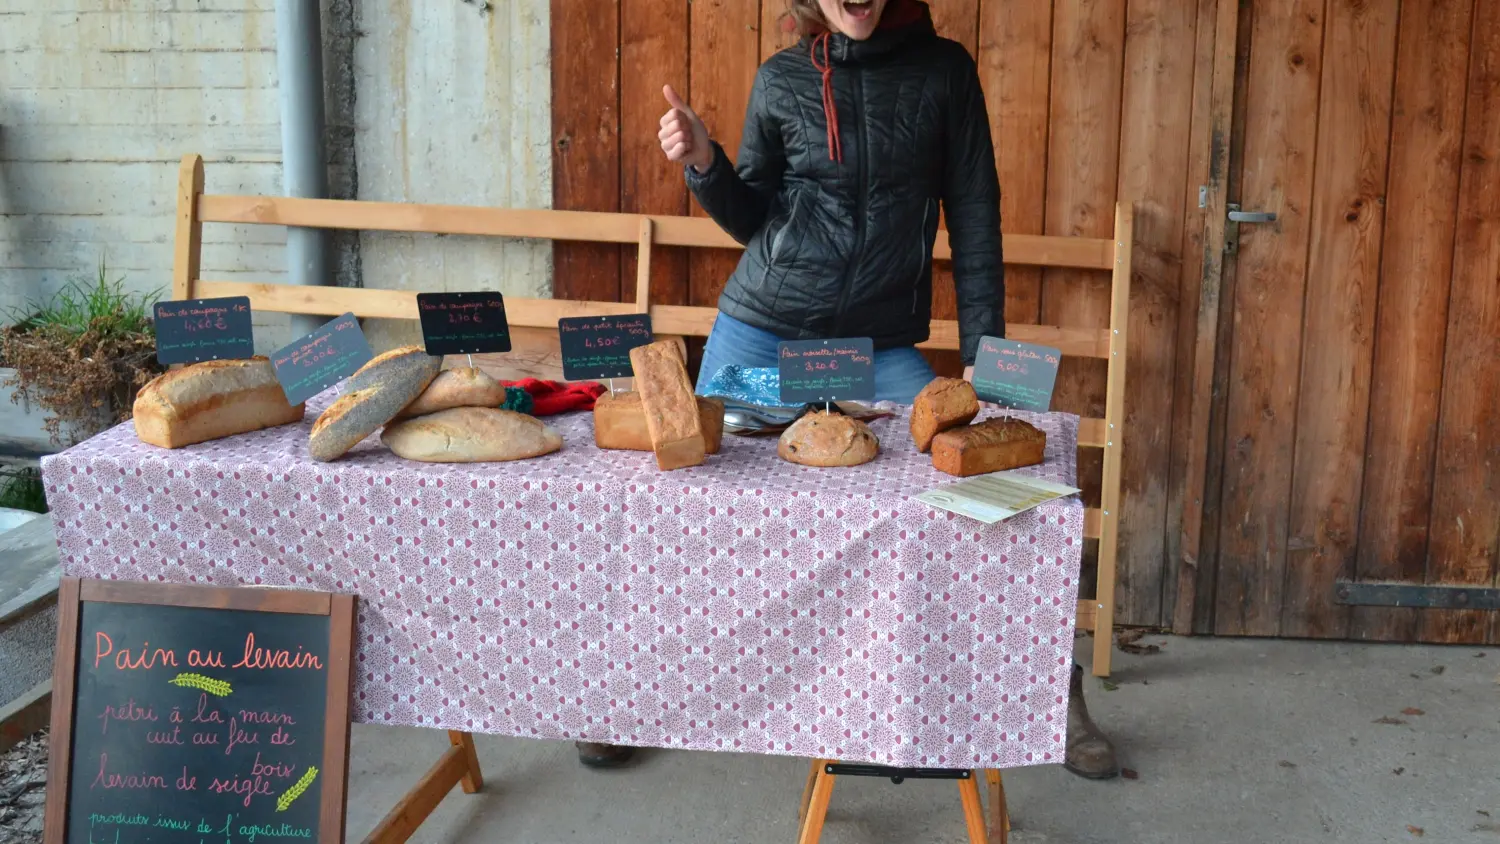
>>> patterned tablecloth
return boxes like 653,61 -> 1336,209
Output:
41,391 -> 1083,769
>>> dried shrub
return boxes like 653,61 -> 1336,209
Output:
2,262 -> 164,446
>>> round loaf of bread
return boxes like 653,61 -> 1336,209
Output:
777,411 -> 880,467
392,367 -> 506,420
381,407 -> 563,463
308,345 -> 441,462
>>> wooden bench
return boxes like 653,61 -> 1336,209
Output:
172,153 -> 1133,844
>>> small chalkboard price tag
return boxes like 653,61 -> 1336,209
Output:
269,313 -> 374,406
416,291 -> 512,356
777,338 -> 876,404
44,578 -> 355,844
558,314 -> 653,381
152,297 -> 254,365
971,335 -> 1061,411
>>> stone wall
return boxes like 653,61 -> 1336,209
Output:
0,0 -> 552,354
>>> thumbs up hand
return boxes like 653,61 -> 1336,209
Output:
659,85 -> 712,173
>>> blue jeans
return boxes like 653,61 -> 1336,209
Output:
695,312 -> 936,404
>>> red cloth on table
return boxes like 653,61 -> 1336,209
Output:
502,378 -> 607,415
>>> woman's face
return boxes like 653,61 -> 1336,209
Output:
815,0 -> 888,41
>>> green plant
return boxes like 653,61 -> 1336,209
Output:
0,467 -> 47,514
2,258 -> 164,446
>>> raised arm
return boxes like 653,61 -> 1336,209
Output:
660,70 -> 785,245
941,54 -> 1006,366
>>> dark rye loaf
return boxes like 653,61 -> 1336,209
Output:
308,345 -> 440,461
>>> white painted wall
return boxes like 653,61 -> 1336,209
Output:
0,0 -> 552,354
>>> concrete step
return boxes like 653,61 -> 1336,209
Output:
0,514 -> 59,752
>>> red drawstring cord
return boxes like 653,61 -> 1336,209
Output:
810,31 -> 843,163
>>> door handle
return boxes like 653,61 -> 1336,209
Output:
1224,203 -> 1277,254
1227,209 -> 1277,223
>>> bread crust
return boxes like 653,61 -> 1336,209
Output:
777,411 -> 880,467
132,357 -> 304,448
930,417 -> 1046,477
381,407 -> 563,463
909,377 -> 980,453
392,367 -> 506,420
308,345 -> 440,461
592,391 -> 723,454
628,340 -> 706,470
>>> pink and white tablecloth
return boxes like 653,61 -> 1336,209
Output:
41,392 -> 1083,769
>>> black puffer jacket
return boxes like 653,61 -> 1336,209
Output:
684,2 -> 1004,365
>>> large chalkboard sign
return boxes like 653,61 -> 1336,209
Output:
44,579 -> 355,844
269,313 -> 374,406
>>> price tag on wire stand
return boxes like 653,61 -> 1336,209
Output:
416,292 -> 512,357
777,338 -> 875,404
970,335 -> 1061,411
152,296 -> 254,365
270,312 -> 374,406
558,314 -> 653,381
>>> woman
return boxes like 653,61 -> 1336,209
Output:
576,0 -> 1119,780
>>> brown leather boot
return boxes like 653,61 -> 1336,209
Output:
1064,664 -> 1120,779
575,741 -> 635,769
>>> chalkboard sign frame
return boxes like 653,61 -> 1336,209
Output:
153,296 -> 255,365
558,314 -> 654,381
43,578 -> 356,844
776,338 -> 877,404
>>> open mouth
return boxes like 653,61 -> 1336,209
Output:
842,0 -> 875,21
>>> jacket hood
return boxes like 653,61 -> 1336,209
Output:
799,0 -> 936,64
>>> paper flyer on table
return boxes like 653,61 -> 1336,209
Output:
916,471 -> 1082,524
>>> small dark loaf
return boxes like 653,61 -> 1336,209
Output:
308,345 -> 441,461
909,377 -> 980,453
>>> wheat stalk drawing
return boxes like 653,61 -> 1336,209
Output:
276,766 -> 319,812
167,673 -> 232,697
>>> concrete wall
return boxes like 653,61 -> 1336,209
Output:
0,0 -> 551,353
355,0 -> 552,351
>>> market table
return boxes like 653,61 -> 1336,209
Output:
40,392 -> 1084,836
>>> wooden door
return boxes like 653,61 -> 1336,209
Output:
1178,0 -> 1500,642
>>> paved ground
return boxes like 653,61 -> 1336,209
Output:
337,635 -> 1500,843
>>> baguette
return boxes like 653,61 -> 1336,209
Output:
381,407 -> 562,463
132,357 -> 304,449
930,417 -> 1046,477
909,377 -> 979,453
308,345 -> 440,461
628,340 -> 706,470
592,391 -> 723,454
392,367 -> 505,420
777,411 -> 879,467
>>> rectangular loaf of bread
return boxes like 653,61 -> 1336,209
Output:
930,416 -> 1046,477
132,357 -> 305,449
628,340 -> 706,470
593,391 -> 723,454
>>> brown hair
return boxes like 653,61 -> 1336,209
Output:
780,0 -> 828,37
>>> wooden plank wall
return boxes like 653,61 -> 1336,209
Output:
552,0 -> 1500,641
551,0 -> 1209,631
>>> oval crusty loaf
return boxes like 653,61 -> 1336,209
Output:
308,345 -> 440,461
133,357 -> 304,449
381,407 -> 562,463
909,377 -> 980,453
392,367 -> 506,421
777,410 -> 880,467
